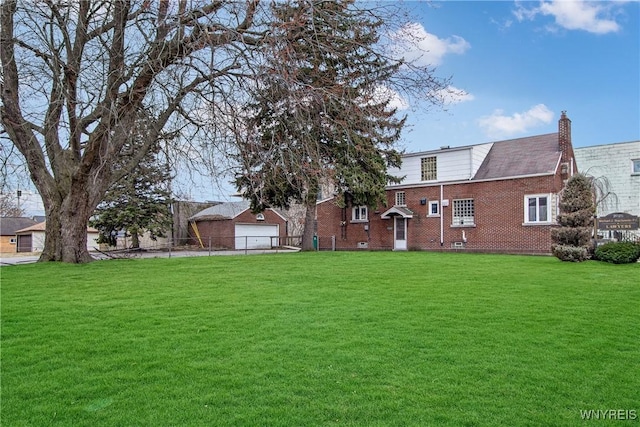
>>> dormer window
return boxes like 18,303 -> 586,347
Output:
421,156 -> 437,181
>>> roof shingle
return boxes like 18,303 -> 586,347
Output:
473,133 -> 561,180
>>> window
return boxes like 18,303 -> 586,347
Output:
452,199 -> 474,226
352,206 -> 368,221
525,195 -> 551,223
9,237 -> 16,244
395,191 -> 406,206
633,159 -> 640,174
428,200 -> 440,216
421,156 -> 437,181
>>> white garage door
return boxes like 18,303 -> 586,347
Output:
234,224 -> 279,250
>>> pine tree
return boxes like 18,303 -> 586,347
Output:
90,141 -> 172,249
236,0 -> 410,250
551,173 -> 596,261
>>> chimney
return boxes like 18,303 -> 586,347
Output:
558,111 -> 575,175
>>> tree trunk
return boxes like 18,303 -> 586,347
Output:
130,228 -> 140,249
40,208 -> 94,263
39,182 -> 98,264
301,200 -> 317,251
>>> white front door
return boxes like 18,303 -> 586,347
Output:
394,217 -> 407,250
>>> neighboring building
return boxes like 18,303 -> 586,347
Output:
188,200 -> 287,250
0,217 -> 37,253
15,222 -> 100,253
316,112 -> 577,254
574,140 -> 640,217
575,140 -> 640,240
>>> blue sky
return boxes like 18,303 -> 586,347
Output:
394,0 -> 640,152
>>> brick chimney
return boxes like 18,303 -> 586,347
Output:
558,111 -> 575,176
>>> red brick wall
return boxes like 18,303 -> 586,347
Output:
316,172 -> 566,254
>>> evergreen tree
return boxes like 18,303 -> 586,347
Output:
90,141 -> 172,249
551,173 -> 596,262
236,0 -> 415,250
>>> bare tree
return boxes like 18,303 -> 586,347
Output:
1,0 -> 266,262
2,0 -> 452,262
0,192 -> 24,217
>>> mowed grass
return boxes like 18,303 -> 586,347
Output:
1,252 -> 638,426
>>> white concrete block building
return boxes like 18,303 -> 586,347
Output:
575,141 -> 640,217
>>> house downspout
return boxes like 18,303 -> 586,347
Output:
440,184 -> 444,247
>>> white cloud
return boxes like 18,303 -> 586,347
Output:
514,1 -> 625,34
390,22 -> 470,67
477,104 -> 554,138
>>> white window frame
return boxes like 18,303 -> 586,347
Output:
421,156 -> 437,181
9,237 -> 16,244
395,191 -> 406,207
524,194 -> 552,224
632,159 -> 640,175
452,198 -> 475,226
351,205 -> 368,222
428,200 -> 440,217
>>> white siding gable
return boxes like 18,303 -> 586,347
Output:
388,143 -> 493,186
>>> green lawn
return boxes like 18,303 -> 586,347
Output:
1,252 -> 638,426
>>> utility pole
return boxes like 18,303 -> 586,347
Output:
17,189 -> 22,215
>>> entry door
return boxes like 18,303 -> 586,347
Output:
394,217 -> 407,250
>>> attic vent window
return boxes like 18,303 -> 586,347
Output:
256,213 -> 265,221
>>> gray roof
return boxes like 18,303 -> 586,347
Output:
473,133 -> 561,180
0,217 -> 38,236
190,200 -> 251,221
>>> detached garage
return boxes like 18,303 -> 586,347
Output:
15,221 -> 100,253
189,200 -> 287,250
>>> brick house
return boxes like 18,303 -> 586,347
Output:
316,112 -> 577,254
189,200 -> 287,250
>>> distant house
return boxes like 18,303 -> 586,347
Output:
316,112 -> 577,254
15,222 -> 100,253
189,200 -> 287,250
0,217 -> 37,253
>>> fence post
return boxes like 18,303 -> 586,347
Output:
245,236 -> 248,255
168,237 -> 172,258
332,235 -> 336,251
208,236 -> 211,256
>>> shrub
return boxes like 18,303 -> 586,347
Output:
551,173 -> 596,262
594,242 -> 640,264
551,227 -> 592,248
551,244 -> 590,262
